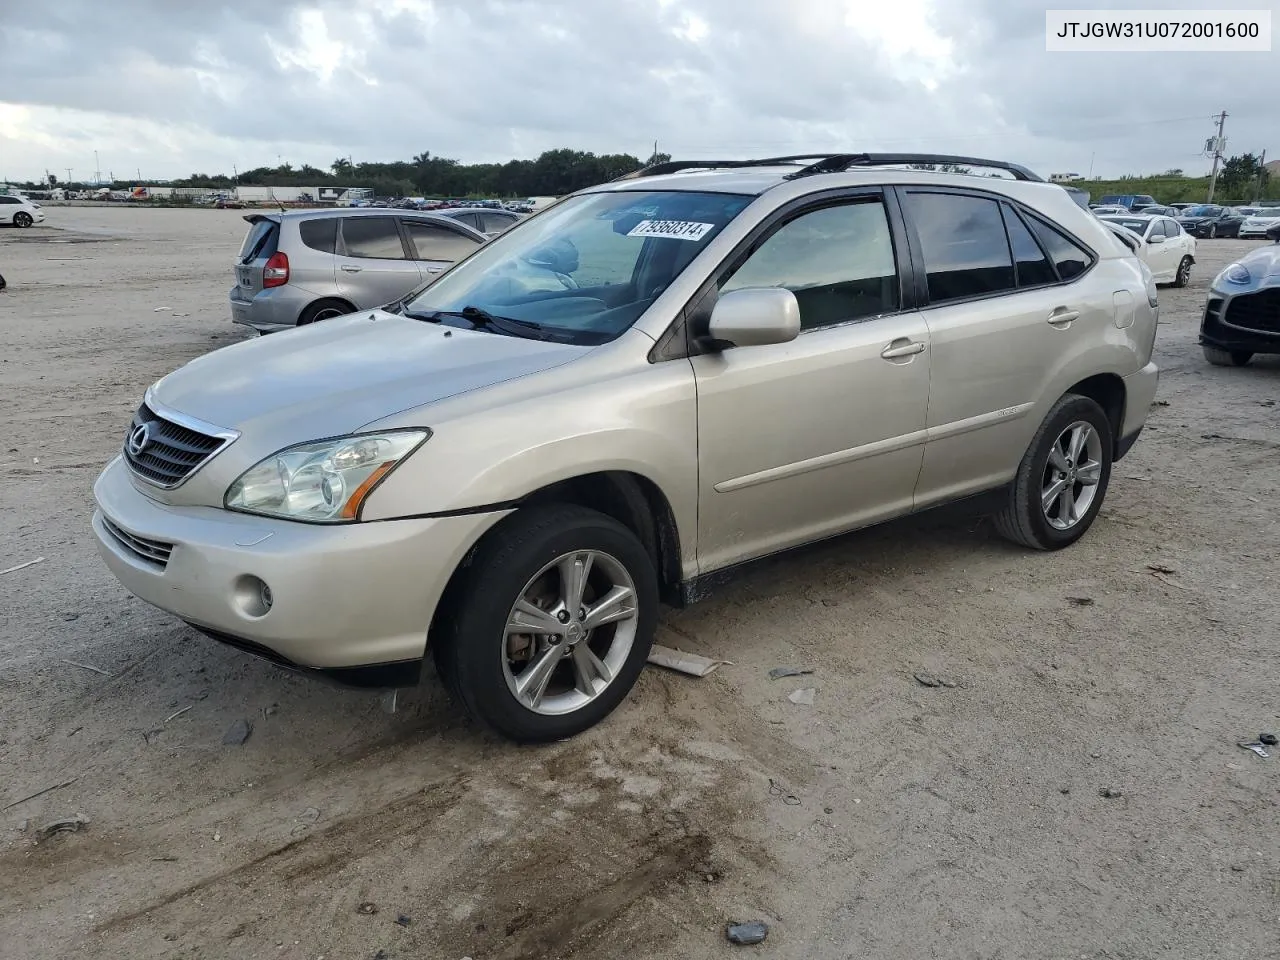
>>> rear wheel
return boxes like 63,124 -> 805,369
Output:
994,394 -> 1113,551
297,298 -> 355,325
1174,256 -> 1193,288
1203,345 -> 1252,367
13,212 -> 32,228
433,504 -> 659,742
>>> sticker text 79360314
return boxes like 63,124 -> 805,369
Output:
626,220 -> 715,241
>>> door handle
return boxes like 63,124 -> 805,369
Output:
424,267 -> 444,274
880,339 -> 926,359
341,264 -> 362,273
1048,308 -> 1079,327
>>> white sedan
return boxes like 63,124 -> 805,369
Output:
1238,210 -> 1280,238
0,194 -> 45,227
1098,214 -> 1196,287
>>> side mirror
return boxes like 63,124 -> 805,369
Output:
706,287 -> 801,348
1147,235 -> 1165,244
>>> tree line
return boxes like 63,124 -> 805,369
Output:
177,149 -> 674,198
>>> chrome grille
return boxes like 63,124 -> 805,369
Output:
123,401 -> 230,488
101,515 -> 174,568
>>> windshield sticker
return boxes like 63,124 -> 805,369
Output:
627,219 -> 716,241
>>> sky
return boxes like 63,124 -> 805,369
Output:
0,0 -> 1276,184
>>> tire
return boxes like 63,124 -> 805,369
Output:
994,394 -> 1113,551
13,212 -> 32,228
296,298 -> 354,325
432,503 -> 659,742
1208,224 -> 1217,239
1203,345 -> 1252,367
1174,256 -> 1193,288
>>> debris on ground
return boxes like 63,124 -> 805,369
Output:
647,644 -> 729,677
0,557 -> 46,576
1066,597 -> 1095,606
913,671 -> 958,689
768,667 -> 814,680
1146,563 -> 1178,575
37,813 -> 90,840
394,914 -> 412,927
164,706 -> 192,723
293,806 -> 321,835
1259,733 -> 1278,746
357,902 -> 378,915
58,659 -> 110,676
380,690 -> 399,715
1099,787 -> 1122,799
767,779 -> 801,806
262,703 -> 279,718
725,921 -> 769,945
787,688 -> 815,706
1238,741 -> 1271,759
3,776 -> 79,811
1151,400 -> 1170,407
221,719 -> 253,746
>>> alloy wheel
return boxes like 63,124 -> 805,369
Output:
1041,421 -> 1104,531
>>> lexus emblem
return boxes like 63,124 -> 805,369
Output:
126,422 -> 153,457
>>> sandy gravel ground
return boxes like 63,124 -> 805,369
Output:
1,206 -> 1278,960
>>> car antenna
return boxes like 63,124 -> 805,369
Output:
269,186 -> 285,214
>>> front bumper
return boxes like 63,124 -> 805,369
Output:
1238,226 -> 1275,238
92,456 -> 507,684
1200,288 -> 1280,354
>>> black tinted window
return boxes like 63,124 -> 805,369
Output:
1027,217 -> 1091,281
341,217 -> 406,259
905,192 -> 1015,301
720,200 -> 899,330
0,197 -> 18,204
299,218 -> 338,254
237,219 -> 279,261
1001,205 -> 1056,287
403,220 -> 481,262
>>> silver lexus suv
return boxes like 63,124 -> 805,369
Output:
93,153 -> 1160,742
229,208 -> 487,332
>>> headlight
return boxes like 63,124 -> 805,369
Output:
1218,263 -> 1251,285
225,430 -> 429,523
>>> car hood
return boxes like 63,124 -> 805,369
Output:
1178,216 -> 1211,223
1210,244 -> 1280,293
150,311 -> 589,440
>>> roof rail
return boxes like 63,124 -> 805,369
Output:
612,155 -> 843,182
784,153 -> 1044,182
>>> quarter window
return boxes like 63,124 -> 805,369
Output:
1000,205 -> 1056,287
299,218 -> 338,254
904,192 -> 1015,301
341,217 -> 407,259
403,220 -> 482,262
1027,216 -> 1091,280
720,200 -> 899,330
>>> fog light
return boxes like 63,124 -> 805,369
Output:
233,575 -> 273,618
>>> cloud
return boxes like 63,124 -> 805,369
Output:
0,0 -> 1275,183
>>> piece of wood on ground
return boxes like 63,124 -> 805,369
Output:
647,644 -> 730,678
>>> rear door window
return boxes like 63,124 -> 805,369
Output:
1000,205 -> 1056,287
903,192 -> 1016,301
299,218 -> 338,254
340,217 -> 408,259
402,220 -> 483,262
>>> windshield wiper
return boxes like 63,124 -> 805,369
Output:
410,305 -> 546,338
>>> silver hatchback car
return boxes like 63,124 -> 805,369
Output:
96,153 -> 1159,743
229,208 -> 487,333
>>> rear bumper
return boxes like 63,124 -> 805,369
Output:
229,284 -> 313,332
1117,361 -> 1159,460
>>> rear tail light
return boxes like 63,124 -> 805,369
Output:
263,251 -> 289,288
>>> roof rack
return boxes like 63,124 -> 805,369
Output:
614,153 -> 1044,183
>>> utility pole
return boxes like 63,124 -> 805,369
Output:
1206,110 -> 1227,203
64,168 -> 73,184
94,150 -> 101,185
1088,152 -> 1095,179
1252,148 -> 1267,203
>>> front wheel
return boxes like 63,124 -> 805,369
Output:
1203,345 -> 1252,367
994,394 -> 1113,551
1174,256 -> 1193,288
433,504 -> 659,742
13,212 -> 32,228
1208,224 -> 1217,239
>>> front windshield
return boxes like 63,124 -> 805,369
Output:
1183,205 -> 1220,217
403,189 -> 754,344
1100,217 -> 1146,235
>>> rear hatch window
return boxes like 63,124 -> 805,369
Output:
238,217 -> 280,263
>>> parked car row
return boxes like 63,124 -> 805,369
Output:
1096,213 -> 1196,286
